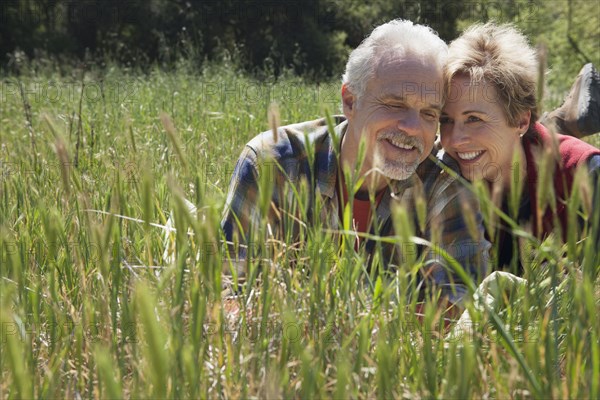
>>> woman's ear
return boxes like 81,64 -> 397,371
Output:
517,110 -> 532,135
341,84 -> 356,118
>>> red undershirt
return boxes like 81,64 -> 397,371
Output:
338,176 -> 386,245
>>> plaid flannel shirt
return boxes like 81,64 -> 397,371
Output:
221,116 -> 490,304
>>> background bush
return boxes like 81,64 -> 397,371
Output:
2,1 -> 598,92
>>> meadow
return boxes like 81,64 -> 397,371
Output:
1,61 -> 599,398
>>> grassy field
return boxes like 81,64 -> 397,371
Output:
1,63 -> 599,398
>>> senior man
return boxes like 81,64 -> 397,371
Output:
221,19 -> 489,308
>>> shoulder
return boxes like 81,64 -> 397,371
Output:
245,116 -> 346,162
528,122 -> 600,169
413,153 -> 476,219
417,149 -> 465,196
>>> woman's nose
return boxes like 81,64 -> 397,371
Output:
448,122 -> 472,146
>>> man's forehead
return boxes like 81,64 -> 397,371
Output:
375,75 -> 444,107
378,91 -> 442,109
363,52 -> 443,105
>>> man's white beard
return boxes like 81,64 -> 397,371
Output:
373,143 -> 421,181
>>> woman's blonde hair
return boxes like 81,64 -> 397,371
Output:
445,22 -> 538,128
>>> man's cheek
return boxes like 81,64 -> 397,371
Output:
423,136 -> 436,154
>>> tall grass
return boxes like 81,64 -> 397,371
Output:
1,61 -> 599,398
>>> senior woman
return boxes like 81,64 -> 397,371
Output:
439,23 -> 600,272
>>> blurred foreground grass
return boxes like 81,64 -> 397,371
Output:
0,63 -> 599,398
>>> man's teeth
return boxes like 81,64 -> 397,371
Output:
457,151 -> 483,161
388,139 -> 414,150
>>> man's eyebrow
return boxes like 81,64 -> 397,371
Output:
379,94 -> 442,110
379,93 -> 406,102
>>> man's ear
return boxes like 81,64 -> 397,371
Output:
341,83 -> 356,118
517,110 -> 532,134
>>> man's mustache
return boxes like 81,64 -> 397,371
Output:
377,131 -> 424,154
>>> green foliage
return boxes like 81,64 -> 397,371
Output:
2,0 -> 598,94
0,64 -> 599,398
0,0 -> 491,78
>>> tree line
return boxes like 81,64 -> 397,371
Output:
0,0 -> 479,76
1,0 -> 598,85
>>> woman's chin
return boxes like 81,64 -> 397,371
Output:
459,167 -> 476,182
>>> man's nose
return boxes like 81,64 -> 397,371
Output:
397,110 -> 421,135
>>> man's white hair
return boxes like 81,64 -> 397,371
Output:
342,19 -> 448,99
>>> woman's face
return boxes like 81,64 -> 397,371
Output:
439,74 -> 530,185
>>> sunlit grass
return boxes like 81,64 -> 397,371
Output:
1,62 -> 598,398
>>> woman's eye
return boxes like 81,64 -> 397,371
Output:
467,115 -> 482,123
439,116 -> 452,124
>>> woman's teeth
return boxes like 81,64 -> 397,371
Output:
457,151 -> 483,161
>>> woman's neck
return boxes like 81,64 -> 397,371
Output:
502,141 -> 528,191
